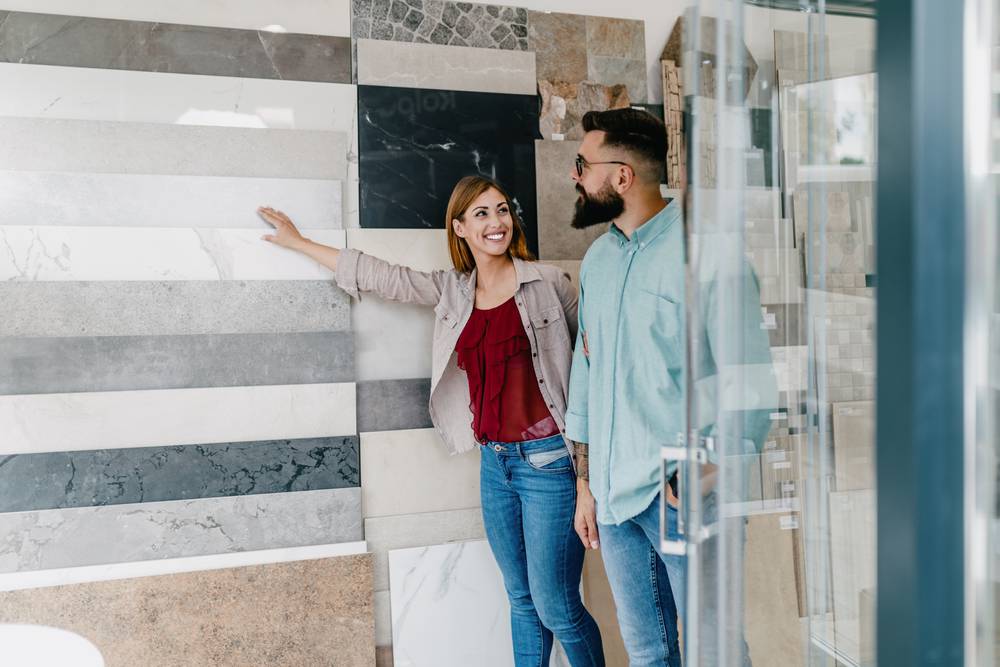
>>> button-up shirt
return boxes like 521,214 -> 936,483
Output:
566,199 -> 776,525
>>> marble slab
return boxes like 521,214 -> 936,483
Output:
535,139 -> 609,260
526,11 -> 587,83
0,172 -> 341,229
361,429 -> 481,519
357,379 -> 433,432
356,39 -> 535,94
1,332 -> 354,395
0,435 -> 359,513
353,0 -> 528,51
365,508 -> 485,592
0,383 -> 357,455
0,487 -> 363,573
357,85 -> 540,254
0,117 -> 347,180
0,281 -> 351,337
832,401 -> 874,491
0,11 -> 352,83
0,553 -> 374,666
0,227 -> 344,281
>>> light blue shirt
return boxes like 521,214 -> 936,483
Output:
565,199 -> 776,525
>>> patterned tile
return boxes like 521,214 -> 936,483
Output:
354,0 -> 527,51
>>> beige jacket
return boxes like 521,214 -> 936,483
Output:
335,249 -> 579,460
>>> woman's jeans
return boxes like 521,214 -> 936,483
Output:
480,434 -> 605,667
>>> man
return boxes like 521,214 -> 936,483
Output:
565,108 -> 774,666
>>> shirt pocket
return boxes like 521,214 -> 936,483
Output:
529,305 -> 565,350
434,303 -> 459,329
636,289 -> 683,367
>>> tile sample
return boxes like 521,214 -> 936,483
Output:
353,0 -> 528,51
0,117 -> 347,180
744,514 -> 804,667
0,487 -> 362,573
762,303 -> 807,348
0,63 -> 358,131
0,281 -> 351,337
0,383 -> 357,455
538,80 -> 630,140
828,489 -> 875,663
535,139 -> 610,260
0,11 -> 352,83
808,231 -> 866,276
662,11 -> 757,100
375,589 -> 393,646
774,30 -> 830,75
0,332 -> 355,395
526,11 -> 587,83
581,548 -> 629,667
542,260 -> 583,288
745,218 -> 794,249
0,553 -> 375,667
357,378 -> 433,432
361,429 -> 481,518
0,172 -> 342,229
772,346 -> 809,394
0,227 -> 344,281
357,85 -> 540,254
662,59 -> 685,190
832,401 -> 874,491
356,39 -> 535,94
745,248 -> 804,304
0,436 -> 360,513
585,16 -> 647,103
793,190 -> 853,233
365,507 -> 485,591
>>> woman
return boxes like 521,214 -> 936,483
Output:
258,175 -> 604,666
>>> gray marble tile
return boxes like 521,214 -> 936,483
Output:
0,11 -> 351,83
526,11 -> 587,83
357,378 -> 432,432
0,487 -> 363,573
0,332 -> 354,395
0,281 -> 351,337
354,0 -> 527,51
0,436 -> 359,513
535,139 -> 611,260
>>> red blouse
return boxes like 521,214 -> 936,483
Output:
455,297 -> 560,444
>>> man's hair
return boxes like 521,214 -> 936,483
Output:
581,108 -> 667,185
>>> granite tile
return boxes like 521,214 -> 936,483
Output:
526,11 -> 587,83
0,11 -> 351,83
358,85 -> 540,254
357,38 -> 535,94
0,436 -> 359,513
354,0 -> 527,51
0,487 -> 363,573
0,553 -> 375,666
535,139 -> 609,260
0,281 -> 351,337
538,80 -> 630,140
585,16 -> 644,61
0,383 -> 357,455
358,378 -> 433,432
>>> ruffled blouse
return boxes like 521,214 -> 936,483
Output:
455,297 -> 560,444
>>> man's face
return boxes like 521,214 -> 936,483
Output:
570,131 -> 626,229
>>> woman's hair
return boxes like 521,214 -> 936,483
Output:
445,175 -> 535,273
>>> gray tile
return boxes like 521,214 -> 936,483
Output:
353,0 -> 527,51
534,139 -> 608,260
0,436 -> 359,513
587,55 -> 647,104
0,281 -> 350,337
357,378 -> 432,432
0,11 -> 351,83
762,303 -> 806,347
0,332 -> 354,395
527,11 -> 587,83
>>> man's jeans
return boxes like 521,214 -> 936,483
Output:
599,493 -> 751,667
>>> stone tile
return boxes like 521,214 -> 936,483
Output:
535,139 -> 609,260
761,303 -> 806,347
585,16 -> 644,60
355,0 -> 527,51
357,378 -> 433,432
0,281 -> 351,337
832,400 -> 874,491
357,38 -> 535,94
0,553 -> 375,666
587,55 -> 647,104
0,487 -> 363,573
0,11 -> 351,83
538,80 -> 630,140
0,436 -> 359,513
526,11 -> 587,83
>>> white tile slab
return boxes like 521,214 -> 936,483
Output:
828,489 -> 875,663
832,401 -> 874,491
0,172 -> 341,229
0,383 -> 357,455
0,227 -> 344,281
0,63 -> 357,131
0,487 -> 362,574
360,429 -> 480,519
772,346 -> 809,393
0,1 -> 351,36
356,39 -> 537,95
375,589 -> 393,647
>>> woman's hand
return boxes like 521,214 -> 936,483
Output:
258,206 -> 309,251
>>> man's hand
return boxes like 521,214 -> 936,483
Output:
575,478 -> 600,550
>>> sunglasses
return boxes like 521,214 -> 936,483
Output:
575,154 -> 630,178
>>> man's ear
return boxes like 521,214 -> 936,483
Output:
615,164 -> 635,194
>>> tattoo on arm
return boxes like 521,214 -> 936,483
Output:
573,441 -> 590,480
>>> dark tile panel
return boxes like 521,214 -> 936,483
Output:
357,378 -> 433,432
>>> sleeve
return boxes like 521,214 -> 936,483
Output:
565,277 -> 590,443
335,248 -> 450,306
554,270 -> 579,341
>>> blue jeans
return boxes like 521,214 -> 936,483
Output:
599,493 -> 751,667
480,434 -> 605,667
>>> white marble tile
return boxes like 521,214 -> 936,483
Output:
0,0 -> 351,36
0,172 -> 341,229
0,383 -> 357,455
0,63 -> 356,131
0,487 -> 362,574
772,346 -> 809,393
0,540 -> 367,593
360,429 -> 480,519
357,39 -> 537,95
0,227 -> 344,281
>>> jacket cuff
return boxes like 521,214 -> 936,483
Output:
564,410 -> 589,444
335,248 -> 362,299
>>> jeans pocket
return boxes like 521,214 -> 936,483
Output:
524,448 -> 572,472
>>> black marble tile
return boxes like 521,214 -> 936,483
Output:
358,84 -> 541,254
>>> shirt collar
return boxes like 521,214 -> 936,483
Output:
608,198 -> 681,248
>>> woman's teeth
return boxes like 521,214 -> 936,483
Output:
485,232 -> 505,241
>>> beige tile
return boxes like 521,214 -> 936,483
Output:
832,401 -> 874,491
582,548 -> 629,667
585,16 -> 645,61
535,139 -> 609,260
361,428 -> 481,519
527,11 -> 587,83
541,260 -> 583,289
0,554 -> 375,666
828,489 -> 875,664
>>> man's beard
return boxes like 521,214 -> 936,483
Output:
571,181 -> 624,229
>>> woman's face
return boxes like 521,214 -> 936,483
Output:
452,188 -> 514,261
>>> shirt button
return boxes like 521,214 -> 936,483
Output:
532,352 -> 537,357
543,319 -> 549,324
539,379 -> 544,384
